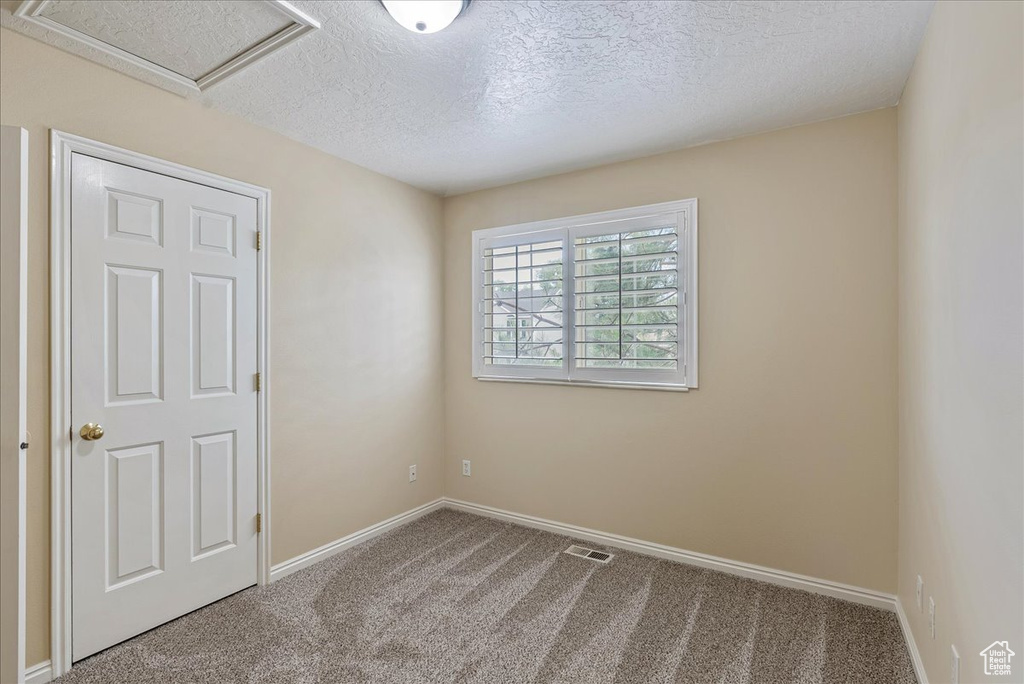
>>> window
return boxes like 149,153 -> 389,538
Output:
481,233 -> 565,376
472,199 -> 697,389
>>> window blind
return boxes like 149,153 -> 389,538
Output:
472,198 -> 696,389
482,239 -> 564,368
573,226 -> 679,370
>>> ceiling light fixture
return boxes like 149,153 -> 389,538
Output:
380,0 -> 470,34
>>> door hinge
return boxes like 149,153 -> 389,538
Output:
256,231 -> 262,251
255,372 -> 261,392
255,512 -> 262,534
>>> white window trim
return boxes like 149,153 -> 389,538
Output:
471,198 -> 698,390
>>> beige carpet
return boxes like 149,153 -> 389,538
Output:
56,509 -> 917,683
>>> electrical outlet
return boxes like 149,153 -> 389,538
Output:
409,464 -> 417,483
950,645 -> 960,684
929,597 -> 936,638
916,575 -> 924,611
462,459 -> 471,477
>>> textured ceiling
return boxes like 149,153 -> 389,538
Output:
2,1 -> 934,195
37,0 -> 293,79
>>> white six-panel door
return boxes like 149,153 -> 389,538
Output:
70,153 -> 258,660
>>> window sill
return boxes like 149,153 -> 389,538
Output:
475,376 -> 691,392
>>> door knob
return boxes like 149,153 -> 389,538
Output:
80,423 -> 105,441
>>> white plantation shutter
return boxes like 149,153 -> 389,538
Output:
472,200 -> 696,389
478,229 -> 567,379
570,213 -> 686,385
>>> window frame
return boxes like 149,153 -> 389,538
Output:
471,198 -> 698,390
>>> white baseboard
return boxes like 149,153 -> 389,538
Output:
269,498 -> 445,582
49,495 -> 908,683
23,660 -> 51,684
895,596 -> 929,683
443,498 -> 897,611
268,495 -> 897,614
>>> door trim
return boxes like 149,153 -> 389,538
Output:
1,126 -> 29,684
49,130 -> 272,678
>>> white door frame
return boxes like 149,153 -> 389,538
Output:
1,126 -> 29,684
49,130 -> 272,678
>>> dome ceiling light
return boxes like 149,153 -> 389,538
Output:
380,0 -> 470,34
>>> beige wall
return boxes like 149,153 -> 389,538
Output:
0,29 -> 445,665
444,109 -> 900,593
14,3 -> 1022,674
897,2 -> 1024,682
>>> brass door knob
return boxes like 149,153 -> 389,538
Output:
80,423 -> 104,441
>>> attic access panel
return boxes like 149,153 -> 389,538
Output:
12,0 -> 319,94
